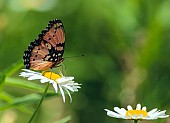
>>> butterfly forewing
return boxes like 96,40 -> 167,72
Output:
43,20 -> 65,45
23,19 -> 65,70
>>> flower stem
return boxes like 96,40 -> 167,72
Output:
28,83 -> 50,123
134,120 -> 138,123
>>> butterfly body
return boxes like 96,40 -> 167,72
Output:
23,19 -> 65,70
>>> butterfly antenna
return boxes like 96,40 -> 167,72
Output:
64,54 -> 84,59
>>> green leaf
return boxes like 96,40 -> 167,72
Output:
3,59 -> 23,77
0,92 -> 57,112
0,72 -> 6,91
0,93 -> 54,110
0,59 -> 23,92
5,77 -> 54,93
0,92 -> 32,114
0,93 -> 41,110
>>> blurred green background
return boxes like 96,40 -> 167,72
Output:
0,0 -> 170,123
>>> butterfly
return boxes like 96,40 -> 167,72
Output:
23,19 -> 65,70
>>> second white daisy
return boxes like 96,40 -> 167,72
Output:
105,103 -> 169,121
20,69 -> 81,103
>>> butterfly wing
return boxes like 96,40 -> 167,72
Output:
23,19 -> 65,70
39,19 -> 65,57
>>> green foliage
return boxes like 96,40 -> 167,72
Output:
0,0 -> 170,123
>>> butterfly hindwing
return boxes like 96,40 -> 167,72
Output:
23,19 -> 65,70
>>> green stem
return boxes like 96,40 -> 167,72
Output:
28,83 -> 50,123
134,120 -> 138,123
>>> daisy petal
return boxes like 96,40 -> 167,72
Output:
62,85 -> 74,92
28,75 -> 44,80
158,115 -> 169,118
136,103 -> 141,110
127,105 -> 133,110
114,107 -> 126,115
120,108 -> 127,115
52,82 -> 58,93
104,109 -> 123,118
148,108 -> 158,115
57,77 -> 74,83
58,85 -> 65,103
64,88 -> 72,103
142,106 -> 146,111
40,78 -> 51,83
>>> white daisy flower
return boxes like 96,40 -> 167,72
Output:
20,69 -> 81,103
105,103 -> 169,122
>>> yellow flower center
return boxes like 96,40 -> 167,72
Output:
126,110 -> 148,118
42,71 -> 61,81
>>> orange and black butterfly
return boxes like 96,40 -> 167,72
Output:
23,19 -> 65,70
